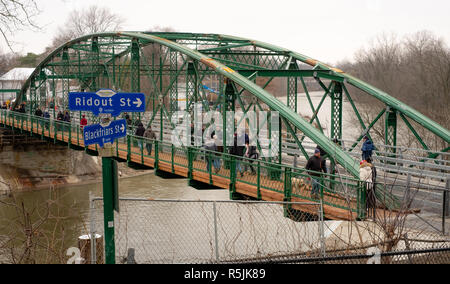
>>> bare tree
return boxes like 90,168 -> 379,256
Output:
341,31 -> 450,151
0,0 -> 40,52
51,5 -> 125,48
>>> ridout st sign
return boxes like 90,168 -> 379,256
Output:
68,89 -> 145,117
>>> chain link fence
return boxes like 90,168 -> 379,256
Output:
90,199 -> 325,264
89,197 -> 450,264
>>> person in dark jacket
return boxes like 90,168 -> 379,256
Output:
306,149 -> 325,199
244,141 -> 259,175
229,134 -> 245,178
135,122 -> 146,150
34,108 -> 43,117
316,145 -> 328,174
18,104 -> 26,113
43,111 -> 51,130
143,126 -> 157,155
63,111 -> 71,122
362,136 -> 375,161
57,111 -> 64,121
124,113 -> 132,130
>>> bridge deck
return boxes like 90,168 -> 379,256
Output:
1,116 -> 393,221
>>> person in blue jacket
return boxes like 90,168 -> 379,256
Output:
362,136 -> 375,161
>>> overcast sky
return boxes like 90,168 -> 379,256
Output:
5,0 -> 450,64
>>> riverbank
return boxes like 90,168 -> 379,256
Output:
0,142 -> 153,195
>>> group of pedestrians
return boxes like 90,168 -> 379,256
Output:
201,131 -> 260,177
305,135 -> 377,218
134,122 -> 157,155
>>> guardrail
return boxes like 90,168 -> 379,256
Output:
0,109 -> 404,217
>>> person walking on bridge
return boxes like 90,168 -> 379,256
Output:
230,133 -> 245,178
135,122 -> 146,151
64,111 -> 71,123
43,111 -> 50,130
34,108 -> 43,117
203,136 -> 221,174
244,140 -> 259,175
362,136 -> 375,161
143,126 -> 157,156
80,114 -> 88,129
306,149 -> 325,200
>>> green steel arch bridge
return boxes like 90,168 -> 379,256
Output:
2,32 -> 449,221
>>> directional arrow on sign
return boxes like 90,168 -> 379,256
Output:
83,119 -> 128,147
133,98 -> 143,108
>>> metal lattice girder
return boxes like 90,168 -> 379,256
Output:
131,38 -> 141,121
385,107 -> 398,154
331,82 -> 343,141
186,61 -> 198,115
169,49 -> 178,114
287,60 -> 298,113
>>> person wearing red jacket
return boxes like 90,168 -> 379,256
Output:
80,114 -> 88,129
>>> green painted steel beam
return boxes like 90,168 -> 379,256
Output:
15,31 -> 450,179
0,89 -> 20,93
215,33 -> 450,144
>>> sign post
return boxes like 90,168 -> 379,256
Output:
69,89 -> 145,264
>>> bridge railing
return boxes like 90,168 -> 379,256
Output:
126,133 -> 367,216
0,109 -> 370,217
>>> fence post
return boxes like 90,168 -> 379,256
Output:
53,121 -> 57,144
257,161 -> 261,200
445,179 -> 449,217
319,200 -> 326,258
68,123 -> 72,149
188,147 -> 193,181
443,179 -> 449,236
229,156 -> 237,200
141,138 -> 145,165
89,192 -> 97,264
284,167 -> 292,216
154,140 -> 159,171
171,144 -> 175,174
213,201 -> 220,263
30,116 -> 34,136
127,135 -> 131,164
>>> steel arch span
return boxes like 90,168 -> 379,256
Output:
14,32 -> 450,182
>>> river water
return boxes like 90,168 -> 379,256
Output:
0,172 -> 230,263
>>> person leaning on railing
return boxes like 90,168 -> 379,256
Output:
306,149 -> 326,200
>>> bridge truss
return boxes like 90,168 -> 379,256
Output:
10,32 -> 450,212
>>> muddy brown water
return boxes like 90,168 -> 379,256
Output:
0,172 -> 229,263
